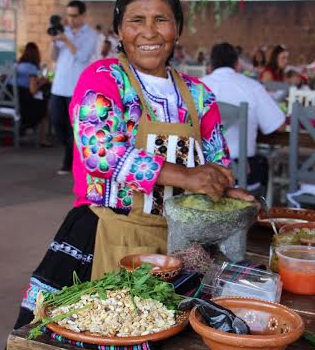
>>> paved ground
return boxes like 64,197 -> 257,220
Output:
0,144 -> 74,347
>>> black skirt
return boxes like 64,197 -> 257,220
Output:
14,205 -> 98,329
18,86 -> 48,129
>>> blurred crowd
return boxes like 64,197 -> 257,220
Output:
8,0 -> 315,177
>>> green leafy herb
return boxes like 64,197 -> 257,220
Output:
304,331 -> 315,347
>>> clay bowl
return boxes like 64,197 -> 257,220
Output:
45,308 -> 189,345
270,222 -> 315,272
189,297 -> 304,350
119,254 -> 182,281
279,222 -> 315,246
257,207 -> 315,229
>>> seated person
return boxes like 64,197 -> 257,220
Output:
260,45 -> 289,82
101,39 -> 112,58
202,42 -> 286,193
252,48 -> 266,75
9,42 -> 50,144
284,69 -> 304,88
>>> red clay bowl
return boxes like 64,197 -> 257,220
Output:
279,222 -> 315,246
189,297 -> 304,350
119,254 -> 182,281
257,207 -> 315,229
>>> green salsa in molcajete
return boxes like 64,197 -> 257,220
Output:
176,195 -> 252,212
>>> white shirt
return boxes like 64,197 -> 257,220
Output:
52,24 -> 97,97
201,67 -> 285,159
135,69 -> 180,123
91,32 -> 106,62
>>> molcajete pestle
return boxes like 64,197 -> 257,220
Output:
164,194 -> 258,262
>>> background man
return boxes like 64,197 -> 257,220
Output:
50,0 -> 97,174
202,42 -> 286,193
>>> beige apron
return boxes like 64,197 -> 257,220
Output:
91,54 -> 202,279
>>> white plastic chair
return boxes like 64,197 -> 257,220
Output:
0,64 -> 20,147
217,101 -> 248,190
288,101 -> 315,206
288,86 -> 315,115
263,81 -> 290,103
179,65 -> 207,79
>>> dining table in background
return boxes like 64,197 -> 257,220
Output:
257,130 -> 315,148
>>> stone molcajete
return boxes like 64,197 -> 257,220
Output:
164,194 -> 258,262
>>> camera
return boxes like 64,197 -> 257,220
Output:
47,15 -> 64,36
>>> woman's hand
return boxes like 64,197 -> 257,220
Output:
157,162 -> 234,202
184,164 -> 234,201
225,187 -> 254,202
226,187 -> 261,210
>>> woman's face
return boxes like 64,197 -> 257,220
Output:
118,0 -> 178,77
277,51 -> 289,69
255,51 -> 263,63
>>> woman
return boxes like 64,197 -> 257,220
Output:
10,42 -> 51,145
260,45 -> 289,82
14,0 -> 253,329
252,48 -> 266,74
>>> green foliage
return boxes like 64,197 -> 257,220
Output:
28,264 -> 184,340
186,0 -> 239,32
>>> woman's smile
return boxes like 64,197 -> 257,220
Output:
138,44 -> 162,52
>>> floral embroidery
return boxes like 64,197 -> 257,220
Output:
203,123 -> 230,166
130,155 -> 160,181
180,74 -> 215,121
86,174 -> 105,204
80,125 -> 128,174
79,90 -> 112,124
22,277 -> 58,311
203,89 -> 216,110
124,150 -> 164,195
117,185 -> 133,208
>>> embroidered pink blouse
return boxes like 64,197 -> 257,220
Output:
69,58 -> 230,210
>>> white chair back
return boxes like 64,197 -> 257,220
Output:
0,64 -> 20,147
288,101 -> 315,206
179,65 -> 207,78
263,81 -> 289,103
288,86 -> 315,115
217,101 -> 248,189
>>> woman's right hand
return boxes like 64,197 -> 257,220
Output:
157,162 -> 234,202
184,164 -> 234,202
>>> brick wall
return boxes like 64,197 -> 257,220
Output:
11,1 -> 315,68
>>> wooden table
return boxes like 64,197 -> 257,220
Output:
257,130 -> 315,148
6,225 -> 315,350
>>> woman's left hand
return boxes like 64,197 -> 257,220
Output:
226,188 -> 261,210
225,187 -> 254,202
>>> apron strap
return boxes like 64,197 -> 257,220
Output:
119,53 -> 151,118
118,53 -> 202,145
170,68 -> 202,143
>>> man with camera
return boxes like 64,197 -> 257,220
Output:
49,0 -> 97,175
